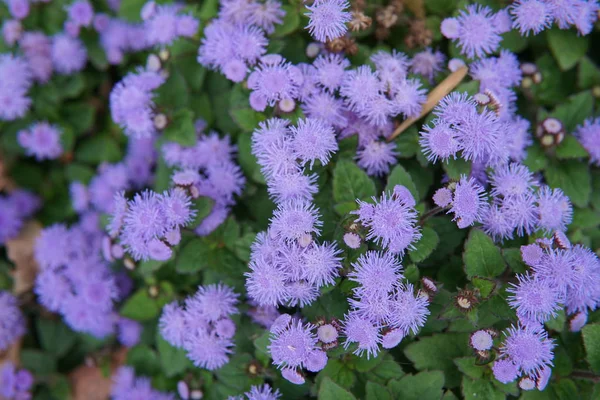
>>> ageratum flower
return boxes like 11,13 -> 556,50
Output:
536,186 -> 572,232
313,53 -> 350,92
111,367 -> 172,400
0,362 -> 33,400
270,199 -> 322,242
499,325 -> 555,377
249,0 -> 286,34
410,48 -> 445,82
575,118 -> 600,166
305,0 -> 351,43
419,121 -> 459,162
510,0 -> 553,35
290,118 -> 338,168
449,175 -> 488,228
507,273 -> 564,323
0,53 -> 32,120
388,283 -> 430,336
492,358 -> 519,384
356,141 -> 398,177
247,55 -> 303,110
17,122 -> 63,161
0,291 -> 26,351
342,312 -> 382,359
229,384 -> 281,400
51,33 -> 87,74
67,0 -> 94,28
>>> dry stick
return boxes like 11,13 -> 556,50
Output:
388,65 -> 469,141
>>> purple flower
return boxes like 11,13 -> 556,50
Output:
301,242 -> 342,287
0,198 -> 22,244
371,50 -> 409,87
455,109 -> 501,162
195,205 -> 230,236
237,384 -> 281,400
340,65 -> 382,111
184,329 -> 234,370
470,330 -> 494,351
571,0 -> 600,35
313,53 -> 350,92
388,284 -> 429,335
267,171 -> 318,204
356,139 -> 399,174
564,245 -> 600,313
117,317 -> 142,347
410,48 -> 445,82
354,191 -> 421,254
67,0 -> 94,28
451,5 -> 503,58
305,0 -> 351,43
507,273 -> 563,323
490,163 -> 538,198
270,199 -> 322,242
449,175 -> 487,228
492,359 -> 519,384
0,291 -> 26,351
502,194 -> 539,236
391,79 -> 427,118
302,90 -> 348,129
0,54 -> 32,120
111,367 -> 173,400
482,205 -> 514,242
159,302 -> 187,348
419,121 -> 459,162
17,122 -> 63,160
2,20 -> 22,45
160,189 -> 195,228
246,256 -> 290,306
184,284 -> 239,323
575,118 -> 600,166
1,362 -> 33,400
248,55 -> 303,110
7,0 -> 29,20
471,51 -> 523,92
536,186 -> 572,232
433,92 -> 477,126
290,118 -> 338,168
342,312 -> 381,358
249,0 -> 286,34
433,188 -> 453,207
269,316 -> 322,370
144,5 -> 178,46
51,33 -> 87,74
348,251 -> 403,300
510,0 -> 553,35
500,325 -> 554,377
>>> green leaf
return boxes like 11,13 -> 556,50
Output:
409,227 -> 439,263
126,345 -> 161,376
176,238 -> 212,274
471,277 -> 496,298
120,289 -> 159,321
502,248 -> 527,274
388,371 -> 445,400
454,357 -> 484,379
385,164 -> 419,200
190,197 -> 214,226
461,377 -> 504,400
75,135 -> 122,164
163,109 -> 196,146
582,323 -> 600,373
316,359 -> 356,390
156,69 -> 189,110
230,108 -> 265,132
272,5 -> 300,37
404,333 -> 470,388
318,377 -> 357,400
552,379 -> 579,400
547,28 -> 589,71
556,135 -> 589,159
544,160 -> 591,208
237,131 -> 266,184
523,143 -> 548,173
156,333 -> 190,377
21,350 -> 56,375
443,158 -> 471,180
347,351 -> 384,372
550,90 -> 594,132
332,159 -> 376,203
118,0 -> 146,21
463,229 -> 506,279
578,57 -> 600,89
364,354 -> 405,384
366,381 -> 392,400
36,319 -> 77,358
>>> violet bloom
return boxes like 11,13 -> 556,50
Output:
499,325 -> 555,378
20,32 -> 54,83
6,0 -> 29,20
51,33 -> 87,74
268,315 -> 326,382
449,175 -> 488,228
492,359 -> 519,384
0,198 -> 22,244
340,65 -> 382,112
441,5 -> 503,59
410,48 -> 445,83
247,55 -> 303,111
470,330 -> 494,351
67,0 -> 94,28
536,186 -> 572,232
1,362 -> 33,400
111,366 -> 173,400
0,53 -> 32,120
17,122 -> 63,160
270,199 -> 322,242
507,273 -> 563,323
313,53 -> 350,92
356,141 -> 398,177
145,4 -> 199,46
575,118 -> 600,166
267,171 -> 318,204
0,291 -> 26,351
2,20 -> 22,45
249,0 -> 285,33
391,79 -> 427,118
353,190 -> 421,255
342,312 -> 382,359
420,121 -> 460,163
159,284 -> 239,370
388,283 -> 430,336
305,0 -> 351,43
510,0 -> 553,35
290,118 -> 338,168
117,317 -> 142,347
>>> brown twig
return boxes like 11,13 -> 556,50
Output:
388,65 -> 469,141
570,370 -> 600,383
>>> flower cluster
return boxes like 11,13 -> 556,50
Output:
17,121 -> 63,161
198,0 -> 284,82
0,291 -> 26,351
305,0 -> 351,42
342,252 -> 430,358
95,14 -> 150,64
162,126 -> 245,236
111,366 -> 173,400
228,384 -> 281,400
107,188 -> 196,262
51,33 -> 88,75
510,0 -> 599,36
65,0 -> 94,37
0,189 -> 40,244
268,314 -> 328,384
575,117 -> 600,166
352,185 -> 422,254
19,32 -> 53,83
420,92 -> 530,167
142,2 -> 199,47
0,54 -> 32,120
0,362 -> 33,400
159,284 -> 239,370
246,117 -> 342,308
34,220 -> 140,343
109,68 -> 165,138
